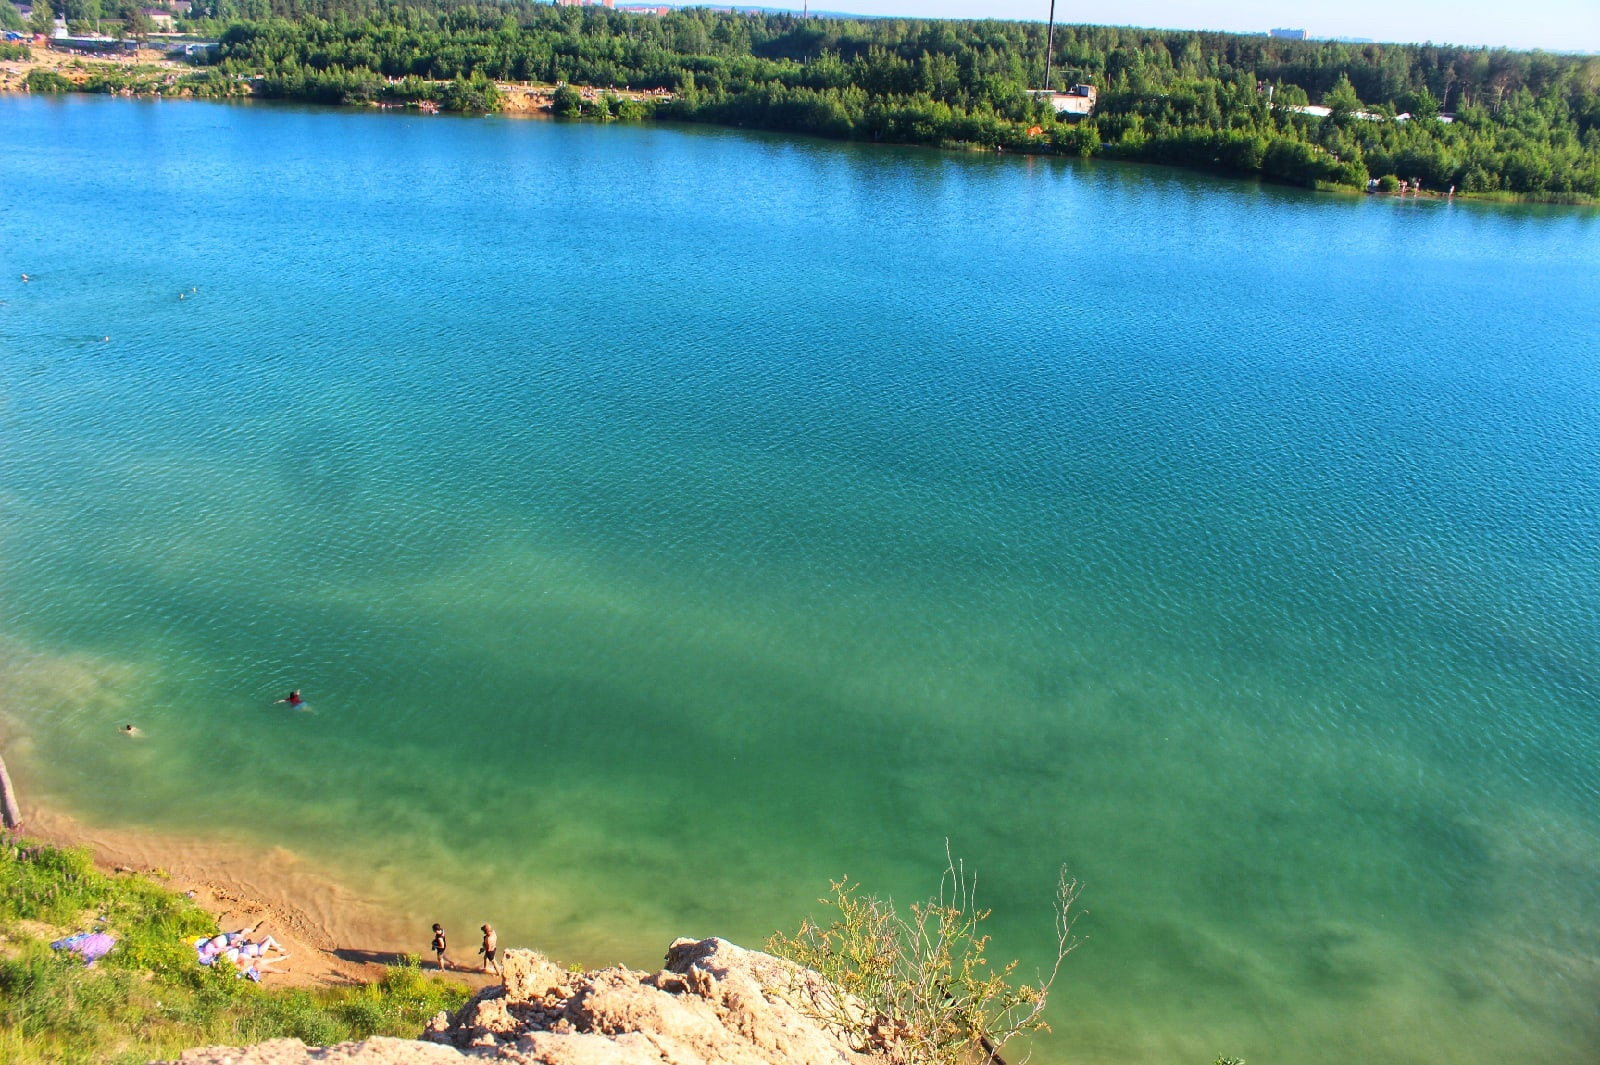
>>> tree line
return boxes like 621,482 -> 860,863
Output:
18,0 -> 1599,198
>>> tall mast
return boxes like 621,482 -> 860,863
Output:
1042,0 -> 1056,90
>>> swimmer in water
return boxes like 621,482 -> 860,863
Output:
20,274 -> 28,282
275,690 -> 304,707
120,724 -> 141,736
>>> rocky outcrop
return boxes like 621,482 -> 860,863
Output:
170,938 -> 879,1065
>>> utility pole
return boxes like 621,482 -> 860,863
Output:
1042,0 -> 1057,91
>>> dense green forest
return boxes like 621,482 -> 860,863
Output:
20,0 -> 1600,198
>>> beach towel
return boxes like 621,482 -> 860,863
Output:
50,931 -> 116,966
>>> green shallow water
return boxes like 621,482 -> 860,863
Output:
2,96 -> 1598,1064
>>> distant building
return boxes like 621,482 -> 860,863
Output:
167,39 -> 215,57
48,32 -> 138,52
1269,28 -> 1308,40
1030,83 -> 1097,117
618,4 -> 669,12
140,7 -> 176,28
46,13 -> 133,51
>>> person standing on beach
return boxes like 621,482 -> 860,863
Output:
479,924 -> 500,976
431,923 -> 451,971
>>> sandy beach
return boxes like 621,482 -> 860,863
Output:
0,43 -> 184,93
13,797 -> 500,994
0,41 -> 663,112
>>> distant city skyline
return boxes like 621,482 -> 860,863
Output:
797,1 -> 1600,54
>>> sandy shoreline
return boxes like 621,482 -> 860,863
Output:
0,42 -> 662,114
0,43 -> 181,94
12,797 -> 500,994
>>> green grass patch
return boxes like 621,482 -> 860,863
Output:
0,837 -> 469,1064
23,69 -> 72,93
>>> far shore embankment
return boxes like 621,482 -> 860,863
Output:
4,41 -> 1590,208
0,41 -> 660,116
0,41 -> 178,94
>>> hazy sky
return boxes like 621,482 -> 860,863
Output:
808,1 -> 1600,54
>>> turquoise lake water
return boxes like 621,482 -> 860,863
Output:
2,96 -> 1598,1064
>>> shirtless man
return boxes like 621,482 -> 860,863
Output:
480,924 -> 501,976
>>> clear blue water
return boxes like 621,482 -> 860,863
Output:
2,95 -> 1598,1064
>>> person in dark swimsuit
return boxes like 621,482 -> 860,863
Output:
480,924 -> 501,976
431,923 -> 450,971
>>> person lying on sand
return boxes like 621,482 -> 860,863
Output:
240,952 -> 291,981
226,935 -> 283,960
195,921 -> 280,961
197,936 -> 288,976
